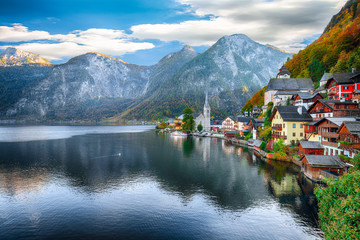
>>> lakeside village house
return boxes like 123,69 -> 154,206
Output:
165,65 -> 360,181
256,66 -> 360,181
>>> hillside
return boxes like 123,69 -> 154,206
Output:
286,0 -> 360,83
0,34 -> 291,121
241,86 -> 266,113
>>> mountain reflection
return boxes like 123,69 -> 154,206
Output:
0,131 -> 317,218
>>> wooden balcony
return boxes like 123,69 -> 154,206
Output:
272,125 -> 282,131
320,131 -> 338,139
272,134 -> 287,139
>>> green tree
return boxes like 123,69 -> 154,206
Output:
286,98 -> 291,106
315,153 -> 360,239
308,58 -> 326,82
197,124 -> 203,132
182,108 -> 195,131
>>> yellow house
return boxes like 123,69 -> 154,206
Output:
174,118 -> 183,130
269,106 -> 313,145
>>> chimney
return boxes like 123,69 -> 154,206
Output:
297,105 -> 303,115
353,68 -> 356,73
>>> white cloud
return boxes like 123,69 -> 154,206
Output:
0,24 -> 155,60
132,0 -> 346,52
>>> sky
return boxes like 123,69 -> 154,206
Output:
0,0 -> 347,65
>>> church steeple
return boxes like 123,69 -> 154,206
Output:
203,88 -> 211,131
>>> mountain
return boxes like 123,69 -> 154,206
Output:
0,47 -> 51,66
124,34 -> 291,119
286,0 -> 360,82
0,34 -> 291,121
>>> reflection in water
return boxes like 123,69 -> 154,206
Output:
0,127 -> 322,239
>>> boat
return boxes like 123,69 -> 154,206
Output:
170,131 -> 187,137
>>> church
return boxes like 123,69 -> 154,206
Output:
193,91 -> 211,131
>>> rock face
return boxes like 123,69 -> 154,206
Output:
0,34 -> 291,120
0,47 -> 51,66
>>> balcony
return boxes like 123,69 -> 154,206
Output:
320,131 -> 338,139
272,134 -> 287,139
272,125 -> 282,131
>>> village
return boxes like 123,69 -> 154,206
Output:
159,65 -> 360,182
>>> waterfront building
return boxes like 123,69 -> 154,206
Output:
253,139 -> 264,153
337,121 -> 360,158
325,71 -> 360,101
264,78 -> 314,106
235,116 -> 252,133
249,118 -> 265,140
292,92 -> 323,109
193,91 -> 211,131
222,117 -> 236,131
301,155 -> 349,181
298,141 -> 324,157
316,117 -> 357,156
304,121 -> 320,142
269,106 -> 312,145
308,99 -> 360,121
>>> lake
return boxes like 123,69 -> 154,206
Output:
0,126 -> 322,239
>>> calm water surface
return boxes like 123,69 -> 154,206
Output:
0,126 -> 322,239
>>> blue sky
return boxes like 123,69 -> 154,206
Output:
0,0 -> 346,65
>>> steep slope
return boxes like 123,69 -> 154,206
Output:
0,47 -> 51,66
5,53 -> 152,119
125,34 -> 291,119
286,0 -> 360,82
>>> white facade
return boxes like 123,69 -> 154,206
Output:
222,117 -> 235,130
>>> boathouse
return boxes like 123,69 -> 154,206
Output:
298,141 -> 324,157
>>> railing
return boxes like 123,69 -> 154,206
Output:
272,125 -> 282,131
320,170 -> 339,179
272,134 -> 287,139
320,131 -> 338,139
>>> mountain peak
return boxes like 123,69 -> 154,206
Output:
181,45 -> 196,53
0,47 -> 51,66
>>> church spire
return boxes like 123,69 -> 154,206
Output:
205,89 -> 209,107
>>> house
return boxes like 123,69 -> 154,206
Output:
222,117 -> 236,131
308,99 -> 360,121
325,72 -> 360,101
249,118 -> 265,140
293,92 -> 323,109
273,91 -> 299,106
276,65 -> 291,78
224,130 -> 237,139
174,118 -> 183,130
338,121 -> 360,158
301,155 -> 350,182
252,106 -> 261,116
298,141 -> 324,157
265,78 -> 314,106
210,119 -> 223,131
304,121 -> 320,142
235,116 -> 252,133
253,139 -> 264,153
316,117 -> 357,156
269,106 -> 312,145
319,72 -> 332,87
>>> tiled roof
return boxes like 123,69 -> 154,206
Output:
192,113 -> 202,119
343,121 -> 360,136
330,72 -> 360,84
267,78 -> 314,91
299,141 -> 323,149
275,106 -> 313,122
236,116 -> 252,123
296,92 -> 321,100
274,90 -> 301,96
303,155 -> 347,168
253,139 -> 263,147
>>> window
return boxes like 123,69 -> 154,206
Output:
300,124 -> 303,128
283,124 -> 285,128
293,124 -> 296,128
343,93 -> 349,98
300,133 -> 303,137
344,86 -> 349,90
293,132 -> 296,137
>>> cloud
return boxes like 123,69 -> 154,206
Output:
131,0 -> 346,52
0,24 -> 155,60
